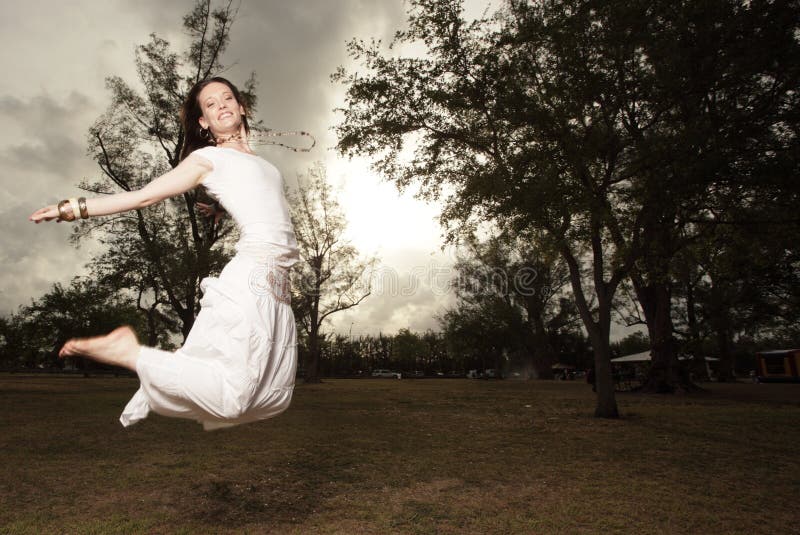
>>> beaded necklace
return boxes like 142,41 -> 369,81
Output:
214,128 -> 316,153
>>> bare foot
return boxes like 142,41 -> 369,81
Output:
59,326 -> 140,372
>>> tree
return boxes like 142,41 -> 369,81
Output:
420,329 -> 447,374
392,328 -> 427,372
289,163 -> 376,383
0,277 -> 148,371
72,0 -> 259,341
334,0 -> 800,413
621,0 -> 800,391
334,0 -> 651,417
443,230 -> 578,378
0,312 -> 38,370
676,215 -> 800,379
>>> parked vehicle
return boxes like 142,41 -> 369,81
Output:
371,369 -> 402,379
467,369 -> 501,379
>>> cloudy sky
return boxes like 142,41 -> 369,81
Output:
1,0 -> 515,337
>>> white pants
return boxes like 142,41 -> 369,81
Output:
119,254 -> 298,430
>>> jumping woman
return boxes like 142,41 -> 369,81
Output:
29,77 -> 300,430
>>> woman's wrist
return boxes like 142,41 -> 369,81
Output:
57,196 -> 90,221
78,197 -> 89,218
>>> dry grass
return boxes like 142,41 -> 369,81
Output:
0,375 -> 798,534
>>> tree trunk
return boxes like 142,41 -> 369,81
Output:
633,277 -> 701,393
530,317 -> 557,379
144,304 -> 159,347
304,323 -> 322,383
714,323 -> 735,382
304,279 -> 323,383
685,277 -> 709,380
559,236 -> 619,418
591,334 -> 618,418
707,275 -> 735,382
592,302 -> 619,418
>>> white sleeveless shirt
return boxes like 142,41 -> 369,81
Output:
192,146 -> 299,269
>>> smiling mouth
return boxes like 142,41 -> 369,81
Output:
218,112 -> 234,120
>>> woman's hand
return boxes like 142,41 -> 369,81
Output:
29,204 -> 62,223
195,201 -> 215,217
195,201 -> 224,224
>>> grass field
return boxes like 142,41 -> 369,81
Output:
1,376 -> 798,534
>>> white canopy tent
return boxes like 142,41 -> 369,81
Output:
610,350 -> 652,363
611,351 -> 720,378
611,352 -> 720,363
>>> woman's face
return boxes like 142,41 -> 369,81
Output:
197,81 -> 245,137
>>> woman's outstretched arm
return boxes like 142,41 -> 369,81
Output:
29,153 -> 212,223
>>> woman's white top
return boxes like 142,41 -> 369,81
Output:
195,146 -> 300,268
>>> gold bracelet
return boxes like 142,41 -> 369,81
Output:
78,197 -> 89,219
68,198 -> 80,220
57,200 -> 75,222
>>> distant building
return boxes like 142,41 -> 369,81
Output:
756,349 -> 800,383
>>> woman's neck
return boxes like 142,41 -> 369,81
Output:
217,141 -> 253,154
214,129 -> 253,153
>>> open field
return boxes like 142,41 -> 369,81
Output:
1,376 -> 798,534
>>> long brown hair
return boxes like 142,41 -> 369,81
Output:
179,77 -> 251,161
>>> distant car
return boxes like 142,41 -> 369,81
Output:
371,369 -> 401,379
406,370 -> 424,378
467,369 -> 501,379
